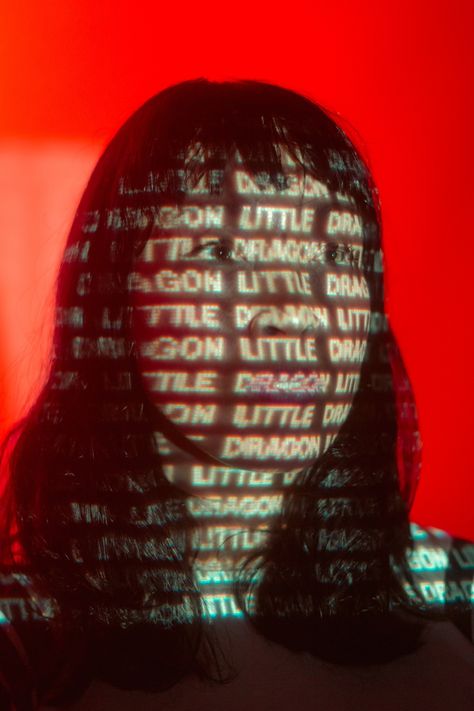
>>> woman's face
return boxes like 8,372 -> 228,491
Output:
129,151 -> 370,476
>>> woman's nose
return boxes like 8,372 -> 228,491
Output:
249,306 -> 320,337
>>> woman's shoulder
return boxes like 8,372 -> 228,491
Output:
409,522 -> 474,644
0,526 -> 472,709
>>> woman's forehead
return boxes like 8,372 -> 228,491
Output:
118,141 -> 365,220
178,141 -> 303,166
155,155 -> 361,231
177,144 -> 328,196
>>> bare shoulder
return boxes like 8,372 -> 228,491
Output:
409,523 -> 474,644
38,618 -> 474,711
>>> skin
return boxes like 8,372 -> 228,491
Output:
129,151 -> 370,492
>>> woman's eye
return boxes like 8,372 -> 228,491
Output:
326,243 -> 341,263
210,243 -> 233,260
185,241 -> 236,262
325,243 -> 355,266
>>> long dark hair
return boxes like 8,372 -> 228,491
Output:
0,78 -> 452,707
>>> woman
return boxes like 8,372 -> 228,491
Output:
0,78 -> 472,710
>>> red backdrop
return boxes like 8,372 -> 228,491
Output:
0,1 -> 472,539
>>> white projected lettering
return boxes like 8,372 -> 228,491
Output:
94,534 -> 183,562
72,336 -> 129,359
71,502 -> 110,525
142,236 -> 223,263
161,205 -> 225,229
118,170 -> 224,196
200,593 -> 245,619
315,560 -> 370,584
106,208 -> 149,231
239,205 -> 315,233
234,371 -> 330,394
129,269 -> 223,294
316,497 -> 379,519
239,337 -> 318,362
318,528 -> 384,552
77,272 -> 91,296
114,157 -> 380,626
142,234 -> 264,264
452,544 -> 474,568
408,546 -> 449,571
0,598 -> 30,623
234,170 -> 330,199
322,403 -> 351,427
320,467 -> 385,488
324,433 -> 338,451
137,304 -> 221,329
191,466 -> 276,487
234,304 -> 329,330
52,370 -> 81,390
143,371 -> 218,392
237,270 -> 312,295
196,562 -> 236,586
118,172 -> 162,196
142,236 -> 361,266
232,404 -> 315,428
233,237 -> 325,264
328,338 -> 367,363
221,435 -> 320,459
417,580 -> 474,605
233,145 -> 300,168
141,236 -> 191,262
101,307 -> 130,330
326,274 -> 369,298
336,308 -> 370,332
146,599 -> 195,625
141,336 -> 225,361
106,205 -> 225,231
15,98 -> 474,637
326,210 -> 363,236
162,403 -> 217,425
64,240 -> 90,262
128,501 -> 184,527
81,211 -> 100,233
187,494 -> 283,518
190,466 -> 300,488
195,526 -> 270,551
335,372 -> 360,394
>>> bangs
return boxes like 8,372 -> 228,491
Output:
118,107 -> 369,208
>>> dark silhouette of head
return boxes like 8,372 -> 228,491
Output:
0,79 -> 449,705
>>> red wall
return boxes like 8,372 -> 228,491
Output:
0,1 -> 472,539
